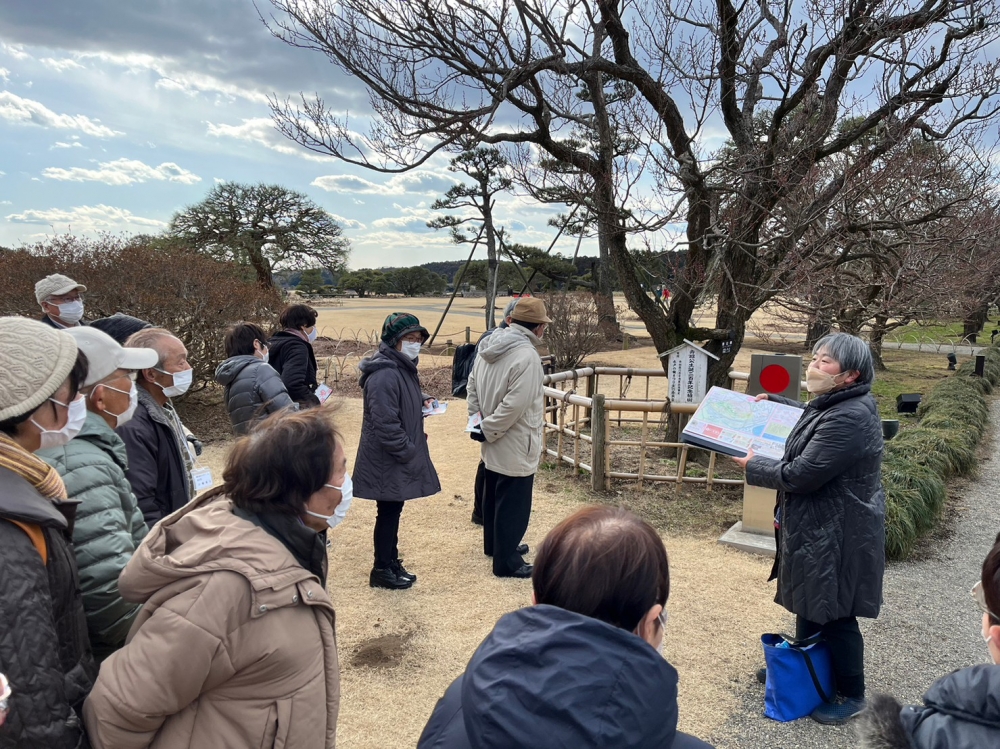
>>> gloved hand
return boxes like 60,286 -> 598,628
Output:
186,435 -> 204,457
469,429 -> 486,443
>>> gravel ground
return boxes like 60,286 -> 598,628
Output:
709,399 -> 1000,749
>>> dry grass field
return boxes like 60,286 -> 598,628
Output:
191,296 -> 953,748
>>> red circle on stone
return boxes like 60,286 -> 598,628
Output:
759,364 -> 791,393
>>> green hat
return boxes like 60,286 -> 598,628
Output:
381,312 -> 429,347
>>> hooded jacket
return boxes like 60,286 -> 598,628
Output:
83,491 -> 340,749
745,382 -> 885,624
268,330 -> 320,407
0,466 -> 96,749
418,605 -> 708,749
857,665 -> 1000,749
466,325 -> 544,477
214,355 -> 296,435
353,342 -> 441,501
39,411 -> 149,661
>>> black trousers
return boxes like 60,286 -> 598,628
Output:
483,469 -> 533,575
473,460 -> 486,520
796,615 -> 865,699
373,500 -> 404,568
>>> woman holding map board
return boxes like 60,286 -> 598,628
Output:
732,332 -> 886,726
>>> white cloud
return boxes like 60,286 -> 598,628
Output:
50,141 -> 84,150
329,213 -> 365,230
39,57 -> 84,73
0,43 -> 30,61
370,215 -> 436,232
312,171 -> 457,196
42,158 -> 201,186
206,117 -> 330,162
6,204 -> 167,230
0,68 -> 9,83
0,92 -> 123,137
0,200 -> 10,205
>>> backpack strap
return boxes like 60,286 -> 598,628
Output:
6,519 -> 48,566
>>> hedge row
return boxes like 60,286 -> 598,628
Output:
883,345 -> 1000,559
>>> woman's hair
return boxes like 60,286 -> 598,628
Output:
279,304 -> 318,331
532,506 -> 669,632
224,322 -> 268,358
812,332 -> 875,385
982,531 -> 1000,625
222,408 -> 340,516
0,350 -> 89,436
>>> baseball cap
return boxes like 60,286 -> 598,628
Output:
35,273 -> 87,305
510,296 -> 552,324
66,327 -> 159,388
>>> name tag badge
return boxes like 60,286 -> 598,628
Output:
192,467 -> 213,492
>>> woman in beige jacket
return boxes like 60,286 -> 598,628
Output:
84,408 -> 349,749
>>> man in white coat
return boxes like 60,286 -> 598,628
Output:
467,297 -> 550,578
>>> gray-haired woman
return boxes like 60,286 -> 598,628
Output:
733,332 -> 886,725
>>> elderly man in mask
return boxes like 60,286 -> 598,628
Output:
117,327 -> 199,528
36,273 -> 87,329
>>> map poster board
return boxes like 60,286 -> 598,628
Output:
681,386 -> 802,459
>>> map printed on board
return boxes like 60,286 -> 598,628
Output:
681,386 -> 802,459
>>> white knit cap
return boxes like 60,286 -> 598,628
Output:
35,273 -> 87,305
0,317 -> 80,421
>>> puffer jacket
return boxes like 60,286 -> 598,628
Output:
746,382 -> 885,624
117,387 -> 193,528
466,325 -> 544,477
418,605 -> 713,749
0,466 -> 96,749
39,411 -> 149,661
354,342 -> 441,501
268,330 -> 320,407
857,665 -> 1000,748
83,491 -> 340,749
215,355 -> 297,435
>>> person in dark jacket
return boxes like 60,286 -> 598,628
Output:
0,316 -> 96,749
268,304 -> 321,407
89,313 -> 152,345
419,505 -> 712,749
857,531 -> 1000,748
734,332 -> 885,725
35,273 -> 87,329
215,322 -> 297,435
39,327 -> 157,661
117,327 -> 197,527
469,298 -> 519,526
355,312 -> 441,590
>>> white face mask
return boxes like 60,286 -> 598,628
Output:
401,341 -> 422,360
305,473 -> 353,530
100,381 -> 139,428
257,346 -> 270,364
54,299 -> 84,323
155,366 -> 193,398
307,327 -> 318,343
32,394 -> 87,449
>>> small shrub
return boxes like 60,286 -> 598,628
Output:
538,292 -> 603,370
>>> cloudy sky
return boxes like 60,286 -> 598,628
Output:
0,1 -> 578,269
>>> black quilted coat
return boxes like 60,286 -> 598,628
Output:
0,466 -> 96,748
267,331 -> 320,407
745,382 -> 885,624
353,343 -> 441,502
214,355 -> 297,435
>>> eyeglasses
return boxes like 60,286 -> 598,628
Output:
972,582 -> 1000,622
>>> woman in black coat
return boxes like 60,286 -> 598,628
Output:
354,313 -> 441,590
267,304 -> 320,408
734,332 -> 885,725
858,531 -> 1000,747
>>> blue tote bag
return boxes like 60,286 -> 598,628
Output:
761,633 -> 835,721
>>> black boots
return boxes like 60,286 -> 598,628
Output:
369,559 -> 416,590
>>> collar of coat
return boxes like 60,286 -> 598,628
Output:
807,381 -> 872,411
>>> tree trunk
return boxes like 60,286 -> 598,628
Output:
805,315 -> 832,350
869,315 -> 888,371
483,192 -> 499,330
248,246 -> 274,290
591,256 -> 620,341
963,301 -> 989,341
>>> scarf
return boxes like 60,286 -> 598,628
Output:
0,432 -> 68,501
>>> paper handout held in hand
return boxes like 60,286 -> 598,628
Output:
681,386 -> 802,459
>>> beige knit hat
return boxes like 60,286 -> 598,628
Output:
0,317 -> 80,422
